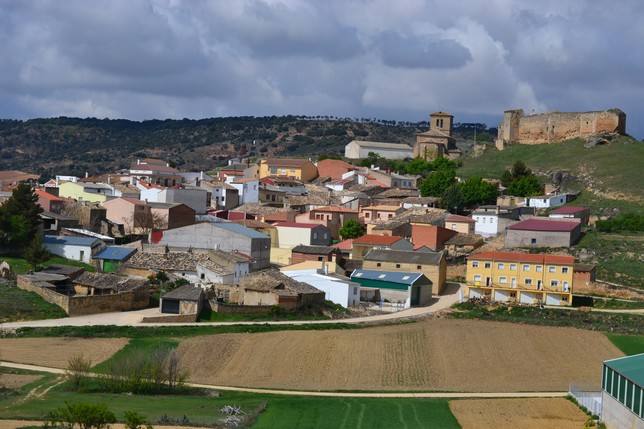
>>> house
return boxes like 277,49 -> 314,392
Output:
281,267 -> 360,308
44,235 -> 105,264
62,228 -> 115,245
465,251 -> 574,306
505,218 -> 582,248
274,222 -> 332,249
72,272 -> 147,296
179,171 -> 213,187
150,221 -> 271,270
232,219 -> 278,248
445,214 -> 475,234
259,158 -> 318,182
0,170 -> 39,191
472,205 -> 521,237
444,234 -> 484,257
239,271 -> 325,310
93,246 -> 137,273
315,159 -> 356,180
216,162 -> 259,182
363,249 -> 446,295
129,158 -> 182,187
35,189 -> 65,213
351,234 -> 413,260
350,269 -> 432,308
549,206 -> 590,226
573,263 -> 596,287
58,181 -> 114,203
230,177 -> 260,204
101,197 -> 151,234
138,182 -> 210,214
402,197 -> 439,209
201,180 -> 239,210
367,170 -> 420,189
360,205 -> 405,224
232,203 -> 297,223
526,194 -> 567,209
196,250 -> 251,285
296,206 -> 360,240
147,202 -> 195,230
40,212 -> 79,234
411,223 -> 457,251
344,140 -> 413,160
259,184 -> 287,205
160,284 -> 204,315
600,354 -> 644,428
290,245 -> 337,264
260,176 -> 307,195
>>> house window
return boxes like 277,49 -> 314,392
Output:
497,263 -> 505,270
200,273 -> 205,280
536,266 -> 543,272
563,281 -> 570,292
472,261 -> 479,268
353,287 -> 358,296
562,267 -> 569,274
474,275 -> 481,282
523,264 -> 530,272
510,264 -> 517,271
395,264 -> 401,268
531,238 -> 537,245
376,263 -> 381,267
484,262 -> 491,269
313,232 -> 318,239
79,250 -> 85,261
525,278 -> 532,285
417,265 -> 422,269
365,212 -> 370,218
550,280 -> 559,287
548,266 -> 556,273
317,256 -> 324,261
388,213 -> 393,219
499,276 -> 507,284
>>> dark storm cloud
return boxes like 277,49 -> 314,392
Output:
0,0 -> 643,137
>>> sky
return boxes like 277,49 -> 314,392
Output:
1,0 -> 643,137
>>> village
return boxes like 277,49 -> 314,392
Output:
0,108 -> 642,429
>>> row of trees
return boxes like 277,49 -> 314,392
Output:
46,403 -> 151,429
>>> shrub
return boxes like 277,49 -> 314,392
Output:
45,402 -> 116,429
123,410 -> 153,429
66,354 -> 93,391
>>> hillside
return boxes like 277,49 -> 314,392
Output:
458,136 -> 644,210
0,116 -> 494,178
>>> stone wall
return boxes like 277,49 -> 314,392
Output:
141,313 -> 198,323
496,108 -> 626,149
209,300 -> 275,315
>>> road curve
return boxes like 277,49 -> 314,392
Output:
0,361 -> 566,399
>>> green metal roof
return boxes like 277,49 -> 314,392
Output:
604,353 -> 644,387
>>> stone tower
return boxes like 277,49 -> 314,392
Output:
414,111 -> 458,160
429,111 -> 453,136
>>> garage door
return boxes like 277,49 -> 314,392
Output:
520,292 -> 538,305
161,298 -> 180,314
545,293 -> 561,306
469,288 -> 483,299
494,290 -> 510,303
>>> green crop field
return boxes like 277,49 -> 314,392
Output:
606,334 -> 644,356
0,285 -> 66,323
1,256 -> 95,275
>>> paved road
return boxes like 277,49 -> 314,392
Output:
0,283 -> 463,330
0,361 -> 566,399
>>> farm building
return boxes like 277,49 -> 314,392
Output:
350,269 -> 432,309
281,268 -> 361,308
573,263 -> 597,287
505,218 -> 582,248
290,245 -> 337,264
472,205 -> 521,237
549,206 -> 590,226
43,235 -> 105,264
239,271 -> 325,310
160,284 -> 205,315
93,246 -> 137,273
444,214 -> 475,234
344,140 -> 413,160
351,235 -> 413,260
601,353 -> 644,428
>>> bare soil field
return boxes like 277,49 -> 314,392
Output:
0,374 -> 41,389
449,398 -> 588,429
0,338 -> 127,368
177,319 -> 621,392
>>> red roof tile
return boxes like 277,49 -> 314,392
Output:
35,189 -> 63,201
508,218 -> 580,232
332,239 -> 353,250
550,206 -> 588,215
311,206 -> 359,213
316,159 -> 356,180
446,214 -> 475,223
353,234 -> 403,245
274,222 -> 322,229
468,251 -> 574,265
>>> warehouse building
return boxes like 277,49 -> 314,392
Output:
601,353 -> 644,428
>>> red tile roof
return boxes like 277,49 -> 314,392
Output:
311,206 -> 359,213
332,239 -> 353,250
508,218 -> 580,232
550,206 -> 588,215
316,159 -> 356,180
274,222 -> 322,229
353,234 -> 403,245
265,158 -> 312,168
446,214 -> 475,223
468,251 -> 574,265
35,189 -> 63,201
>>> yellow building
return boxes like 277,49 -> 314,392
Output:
259,158 -> 318,182
465,251 -> 574,306
58,181 -> 112,203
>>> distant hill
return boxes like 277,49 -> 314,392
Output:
0,116 -> 495,178
458,136 -> 644,211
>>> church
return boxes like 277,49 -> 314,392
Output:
413,111 -> 461,160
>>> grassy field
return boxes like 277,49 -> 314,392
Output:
458,136 -> 644,203
0,377 -> 460,428
0,285 -> 66,323
92,337 -> 179,373
606,334 -> 644,355
574,231 -> 644,288
2,256 -> 95,275
592,298 -> 644,310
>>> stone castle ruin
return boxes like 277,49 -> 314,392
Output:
495,108 -> 626,150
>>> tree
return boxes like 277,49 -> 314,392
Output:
66,354 -> 93,392
24,234 -> 49,271
46,402 -> 116,429
124,411 -> 153,429
339,219 -> 366,239
460,176 -> 498,207
420,169 -> 456,197
0,184 -> 43,250
506,175 -> 542,197
440,184 -> 465,214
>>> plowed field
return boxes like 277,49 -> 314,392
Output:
178,319 -> 621,392
0,338 -> 127,368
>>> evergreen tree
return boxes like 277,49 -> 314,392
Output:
440,184 -> 465,214
420,169 -> 456,197
0,183 -> 43,249
24,234 -> 49,270
339,219 -> 366,239
460,176 -> 499,207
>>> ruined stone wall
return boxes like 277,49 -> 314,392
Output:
497,109 -> 626,148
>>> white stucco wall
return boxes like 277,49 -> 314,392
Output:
44,243 -> 95,264
282,270 -> 359,307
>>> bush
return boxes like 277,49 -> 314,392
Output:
596,213 -> 644,233
124,411 -> 153,429
66,354 -> 93,391
45,402 -> 116,429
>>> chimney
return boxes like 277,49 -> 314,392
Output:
85,171 -> 89,178
107,175 -> 111,184
496,205 -> 500,215
137,159 -> 140,165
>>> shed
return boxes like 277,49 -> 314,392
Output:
350,269 -> 432,308
94,246 -> 137,273
160,284 -> 204,315
601,353 -> 644,426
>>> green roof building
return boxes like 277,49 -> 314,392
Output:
601,353 -> 644,428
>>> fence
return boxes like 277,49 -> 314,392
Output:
569,383 -> 602,418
